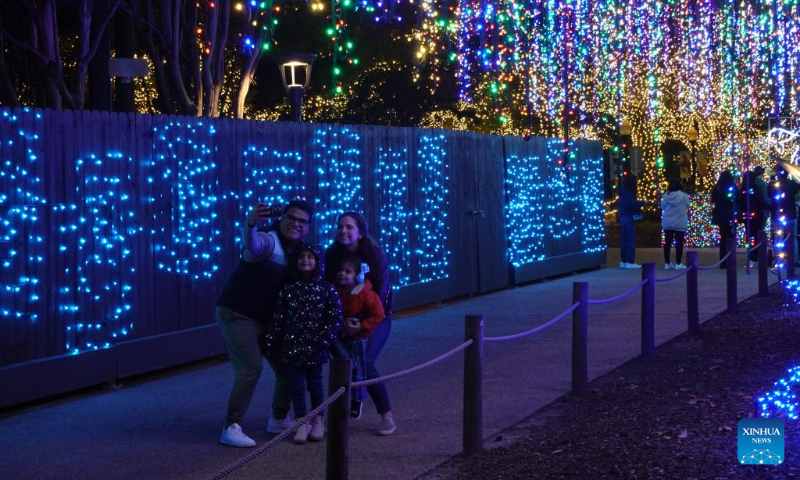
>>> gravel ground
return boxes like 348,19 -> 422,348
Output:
421,284 -> 800,479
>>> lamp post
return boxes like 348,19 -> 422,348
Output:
688,124 -> 699,188
273,53 -> 317,122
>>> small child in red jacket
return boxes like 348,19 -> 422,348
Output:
334,257 -> 385,419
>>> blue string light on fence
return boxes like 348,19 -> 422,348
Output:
579,148 -> 606,253
757,365 -> 800,421
313,126 -> 364,243
151,121 -> 222,279
376,147 -> 412,288
505,154 -> 546,267
505,142 -> 605,266
0,109 -> 45,322
415,135 -> 450,283
545,139 -> 580,240
58,152 -> 141,354
238,146 -> 306,241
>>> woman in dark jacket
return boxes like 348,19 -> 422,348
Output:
711,170 -> 738,268
216,199 -> 313,447
617,174 -> 646,269
325,212 -> 397,436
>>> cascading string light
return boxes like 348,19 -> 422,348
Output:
415,0 -> 800,201
60,152 -> 139,354
313,126 -> 364,243
415,135 -> 451,282
505,140 -> 605,267
376,146 -> 412,287
0,109 -> 44,324
151,121 -> 224,279
505,153 -> 546,266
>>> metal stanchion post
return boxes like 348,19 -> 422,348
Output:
788,226 -> 796,279
326,358 -> 352,480
687,251 -> 700,335
726,237 -> 738,312
572,282 -> 588,395
641,263 -> 655,357
463,314 -> 484,457
758,231 -> 768,296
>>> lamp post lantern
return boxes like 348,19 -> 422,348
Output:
273,53 -> 317,122
688,124 -> 699,188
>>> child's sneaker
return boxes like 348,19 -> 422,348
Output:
375,417 -> 397,436
674,264 -> 686,270
663,263 -> 673,270
619,262 -> 627,269
309,416 -> 325,442
219,423 -> 256,448
266,415 -> 295,433
625,263 -> 642,269
350,400 -> 363,420
294,423 -> 309,444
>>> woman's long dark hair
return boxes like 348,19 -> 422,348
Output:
667,177 -> 683,193
714,170 -> 735,192
326,212 -> 383,295
622,174 -> 637,195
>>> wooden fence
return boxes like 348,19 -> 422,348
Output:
0,107 -> 604,407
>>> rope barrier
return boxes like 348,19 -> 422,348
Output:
209,386 -> 347,480
654,267 -> 691,283
697,251 -> 732,271
587,279 -> 648,305
739,241 -> 765,254
352,339 -> 473,388
484,302 -> 580,343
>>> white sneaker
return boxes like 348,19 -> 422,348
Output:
663,263 -> 673,270
220,423 -> 256,448
674,264 -> 686,270
376,417 -> 397,436
294,423 -> 309,444
309,416 -> 325,442
266,415 -> 295,433
625,263 -> 642,269
619,262 -> 627,269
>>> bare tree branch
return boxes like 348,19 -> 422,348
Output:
121,0 -> 167,48
80,0 -> 123,64
0,23 -> 49,66
17,0 -> 39,19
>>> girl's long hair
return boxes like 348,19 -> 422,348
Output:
327,212 -> 383,295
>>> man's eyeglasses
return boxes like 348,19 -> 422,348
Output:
283,214 -> 310,227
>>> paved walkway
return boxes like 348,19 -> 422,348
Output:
0,248 -> 777,480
